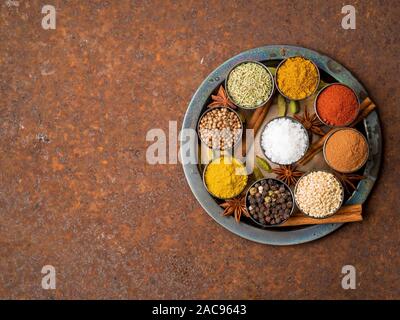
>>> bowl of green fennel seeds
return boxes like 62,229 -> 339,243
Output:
225,61 -> 275,109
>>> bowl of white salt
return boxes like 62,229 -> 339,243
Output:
260,116 -> 309,165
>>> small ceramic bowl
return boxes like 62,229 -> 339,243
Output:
202,157 -> 248,200
197,106 -> 243,151
225,60 -> 275,110
275,56 -> 320,101
245,178 -> 295,227
323,128 -> 369,173
259,116 -> 310,166
293,170 -> 345,219
314,83 -> 360,127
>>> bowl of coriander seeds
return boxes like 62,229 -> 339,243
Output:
197,106 -> 243,151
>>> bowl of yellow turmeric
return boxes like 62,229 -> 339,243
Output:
203,156 -> 248,200
275,56 -> 320,101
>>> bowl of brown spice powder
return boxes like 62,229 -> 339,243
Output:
323,128 -> 369,173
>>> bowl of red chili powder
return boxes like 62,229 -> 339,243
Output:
315,83 -> 359,127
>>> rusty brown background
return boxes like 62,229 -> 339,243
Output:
0,0 -> 399,299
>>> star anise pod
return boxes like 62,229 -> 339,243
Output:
220,195 -> 249,223
294,108 -> 325,136
208,85 -> 237,109
272,165 -> 304,186
336,173 -> 365,193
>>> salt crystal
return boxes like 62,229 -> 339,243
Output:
261,118 -> 308,165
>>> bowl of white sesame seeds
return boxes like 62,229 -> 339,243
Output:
294,170 -> 344,219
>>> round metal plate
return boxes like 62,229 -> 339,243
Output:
181,45 -> 382,245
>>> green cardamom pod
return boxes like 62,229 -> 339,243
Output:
289,100 -> 300,114
267,67 -> 276,76
317,80 -> 329,91
256,155 -> 272,173
277,94 -> 287,117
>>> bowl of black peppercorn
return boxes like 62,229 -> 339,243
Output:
245,178 -> 295,227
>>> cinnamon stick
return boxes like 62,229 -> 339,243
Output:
351,103 -> 376,127
241,98 -> 273,155
297,145 -> 323,166
253,101 -> 273,134
279,203 -> 362,227
247,98 -> 274,131
360,97 -> 371,110
247,107 -> 265,129
297,131 -> 330,166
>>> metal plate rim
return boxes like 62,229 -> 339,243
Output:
181,45 -> 382,246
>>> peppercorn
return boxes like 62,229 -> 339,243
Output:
247,179 -> 294,226
249,187 -> 257,195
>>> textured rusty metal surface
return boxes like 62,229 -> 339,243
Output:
0,0 -> 399,299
